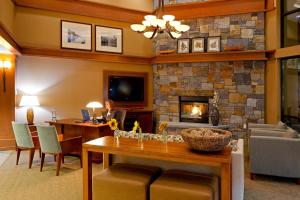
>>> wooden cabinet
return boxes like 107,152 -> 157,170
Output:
124,110 -> 153,133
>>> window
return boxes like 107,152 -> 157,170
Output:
281,0 -> 300,47
281,57 -> 300,131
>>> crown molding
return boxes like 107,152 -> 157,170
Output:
14,0 -> 151,24
14,0 -> 268,24
0,22 -> 22,55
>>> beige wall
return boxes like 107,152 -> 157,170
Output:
14,7 -> 154,57
16,56 -> 153,123
82,0 -> 153,12
0,0 -> 15,34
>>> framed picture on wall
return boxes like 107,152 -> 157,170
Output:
191,37 -> 205,53
95,26 -> 123,54
61,20 -> 92,51
207,36 -> 221,52
177,38 -> 190,54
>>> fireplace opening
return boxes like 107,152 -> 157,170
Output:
179,96 -> 210,123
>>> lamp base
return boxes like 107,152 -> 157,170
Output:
27,107 -> 34,125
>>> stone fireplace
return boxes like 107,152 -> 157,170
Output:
179,96 -> 210,123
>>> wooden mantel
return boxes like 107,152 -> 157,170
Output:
152,50 -> 274,64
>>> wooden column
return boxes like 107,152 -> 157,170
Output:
0,54 -> 15,150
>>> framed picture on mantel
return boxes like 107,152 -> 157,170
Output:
95,25 -> 123,54
207,36 -> 221,52
61,20 -> 92,51
177,38 -> 190,54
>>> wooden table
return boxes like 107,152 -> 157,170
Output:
82,136 -> 232,200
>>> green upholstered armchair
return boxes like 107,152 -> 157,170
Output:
11,122 -> 40,169
36,125 -> 82,176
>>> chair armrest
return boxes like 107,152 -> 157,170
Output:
250,136 -> 300,177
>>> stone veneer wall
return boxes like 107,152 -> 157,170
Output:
153,13 -> 266,127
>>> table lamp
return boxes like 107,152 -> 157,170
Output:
19,95 -> 40,125
86,101 -> 103,124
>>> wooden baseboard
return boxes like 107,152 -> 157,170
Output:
0,139 -> 16,150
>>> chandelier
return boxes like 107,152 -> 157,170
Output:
130,0 -> 190,39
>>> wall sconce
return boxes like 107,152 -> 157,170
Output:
0,60 -> 12,92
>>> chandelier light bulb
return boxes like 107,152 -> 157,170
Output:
145,15 -> 157,21
170,32 -> 182,38
130,24 -> 146,32
175,24 -> 190,32
157,19 -> 166,28
142,20 -> 151,26
163,15 -> 175,21
169,20 -> 181,27
144,32 -> 154,38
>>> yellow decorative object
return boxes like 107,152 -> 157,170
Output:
158,121 -> 168,133
132,121 -> 140,135
108,119 -> 118,131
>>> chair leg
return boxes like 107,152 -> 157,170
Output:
79,153 -> 82,168
62,155 -> 64,164
250,173 -> 255,180
16,148 -> 21,165
40,153 -> 45,172
28,149 -> 35,169
297,178 -> 300,185
56,153 -> 62,176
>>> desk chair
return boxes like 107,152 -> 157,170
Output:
114,110 -> 127,130
11,122 -> 40,169
37,125 -> 82,176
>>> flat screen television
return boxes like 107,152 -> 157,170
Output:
108,76 -> 145,102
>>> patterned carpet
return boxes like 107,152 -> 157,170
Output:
0,151 -> 300,200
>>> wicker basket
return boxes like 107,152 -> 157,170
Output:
181,128 -> 232,152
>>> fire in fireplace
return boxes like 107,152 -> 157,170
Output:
179,96 -> 210,123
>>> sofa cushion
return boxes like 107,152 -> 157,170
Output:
150,170 -> 218,200
251,129 -> 283,137
276,121 -> 288,129
282,127 -> 299,138
93,163 -> 161,200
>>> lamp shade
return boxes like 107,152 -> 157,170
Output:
19,95 -> 40,107
86,101 -> 103,109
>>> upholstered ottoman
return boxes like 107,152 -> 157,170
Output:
150,170 -> 219,200
93,163 -> 161,200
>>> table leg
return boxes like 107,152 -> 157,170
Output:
221,163 -> 231,200
103,153 -> 111,170
83,148 -> 92,200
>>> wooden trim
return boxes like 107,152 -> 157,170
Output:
152,50 -> 274,64
0,22 -> 22,55
15,0 -> 267,24
21,47 -> 152,65
265,0 -> 276,11
162,0 -> 265,19
275,45 -> 300,59
103,70 -> 149,108
14,0 -> 150,24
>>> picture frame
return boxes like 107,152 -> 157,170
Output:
95,25 -> 123,54
61,20 -> 92,51
207,36 -> 221,52
191,37 -> 205,53
177,38 -> 190,54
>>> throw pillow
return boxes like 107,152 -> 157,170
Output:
276,121 -> 288,129
282,127 -> 299,138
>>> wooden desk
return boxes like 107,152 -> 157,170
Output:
82,136 -> 232,200
48,119 -> 112,141
49,119 -> 113,162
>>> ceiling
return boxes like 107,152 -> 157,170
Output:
81,0 -> 153,12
